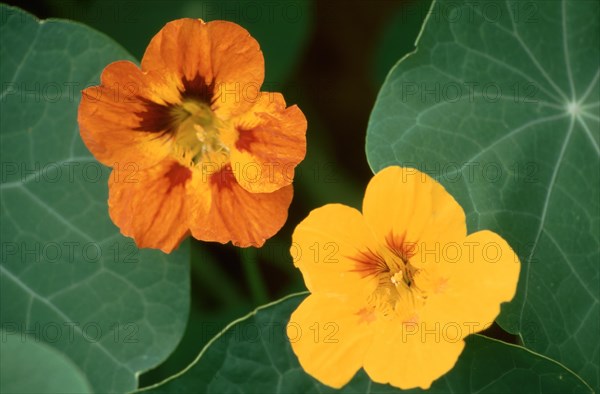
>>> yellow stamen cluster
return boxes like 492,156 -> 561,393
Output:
365,250 -> 427,322
170,100 -> 230,168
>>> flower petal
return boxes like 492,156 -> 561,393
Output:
363,317 -> 465,389
421,230 -> 520,330
108,160 -> 192,253
287,293 -> 374,388
292,204 -> 380,296
363,166 -> 466,246
188,165 -> 292,247
78,61 -> 175,168
141,19 -> 264,118
230,93 -> 307,193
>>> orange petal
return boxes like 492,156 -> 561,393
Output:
230,93 -> 307,193
188,165 -> 292,247
78,60 -> 176,168
141,19 -> 264,118
363,316 -> 465,389
108,159 -> 191,253
421,230 -> 520,330
363,166 -> 466,248
292,204 -> 380,297
287,293 -> 374,388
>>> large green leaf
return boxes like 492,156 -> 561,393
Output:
0,5 -> 190,393
0,330 -> 92,394
141,294 -> 591,393
366,0 -> 599,388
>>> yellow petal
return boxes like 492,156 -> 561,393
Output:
363,316 -> 465,389
287,293 -> 374,388
363,166 -> 466,248
292,204 -> 380,296
421,230 -> 521,331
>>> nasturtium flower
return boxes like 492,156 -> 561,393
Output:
78,19 -> 307,252
287,166 -> 520,389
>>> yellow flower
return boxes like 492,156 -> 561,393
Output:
287,166 -> 520,389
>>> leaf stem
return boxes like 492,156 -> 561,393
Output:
190,241 -> 244,306
240,247 -> 269,305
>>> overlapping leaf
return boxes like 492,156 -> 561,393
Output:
0,331 -> 92,394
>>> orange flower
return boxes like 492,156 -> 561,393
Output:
78,19 -> 307,252
287,166 -> 520,389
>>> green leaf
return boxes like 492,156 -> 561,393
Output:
366,0 -> 599,388
0,5 -> 190,393
0,330 -> 92,394
140,294 -> 591,393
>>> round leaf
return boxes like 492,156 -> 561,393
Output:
0,331 -> 92,394
0,5 -> 190,393
366,0 -> 599,388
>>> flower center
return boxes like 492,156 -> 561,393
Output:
170,99 -> 230,168
374,253 -> 425,319
351,234 -> 426,322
